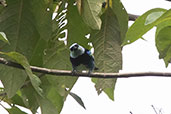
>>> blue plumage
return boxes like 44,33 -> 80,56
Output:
69,43 -> 97,75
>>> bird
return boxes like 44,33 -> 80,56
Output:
69,43 -> 98,75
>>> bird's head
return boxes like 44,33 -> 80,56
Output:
70,43 -> 79,51
70,43 -> 85,58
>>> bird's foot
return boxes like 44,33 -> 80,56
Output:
88,70 -> 92,76
71,70 -> 77,75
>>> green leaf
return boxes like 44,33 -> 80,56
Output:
122,8 -> 171,46
112,0 -> 128,42
40,77 -> 64,113
92,78 -> 116,100
156,26 -> 171,67
145,12 -> 164,25
0,0 -> 52,66
6,106 -> 27,114
156,19 -> 171,36
29,0 -> 53,66
10,93 -> 26,108
77,0 -> 105,30
36,95 -> 58,114
0,64 -> 27,98
31,0 -> 52,41
0,0 -> 39,59
91,7 -> 122,100
0,32 -> 9,44
1,52 -> 43,97
66,0 -> 90,48
69,92 -> 86,109
46,87 -> 64,113
21,86 -> 39,113
0,90 -> 27,109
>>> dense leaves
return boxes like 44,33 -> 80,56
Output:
0,0 -> 171,114
123,8 -> 171,66
122,8 -> 167,46
4,52 -> 43,97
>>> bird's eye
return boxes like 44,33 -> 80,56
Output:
70,43 -> 79,51
75,44 -> 79,48
70,47 -> 74,51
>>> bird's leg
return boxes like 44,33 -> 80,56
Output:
71,66 -> 77,75
88,70 -> 92,76
87,60 -> 95,76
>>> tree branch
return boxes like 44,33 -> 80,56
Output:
0,57 -> 171,78
128,13 -> 139,21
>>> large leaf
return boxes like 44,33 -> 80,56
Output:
10,93 -> 26,108
36,95 -> 58,114
0,0 -> 39,59
156,26 -> 171,67
155,19 -> 171,67
0,0 -> 52,65
40,76 -> 64,113
21,86 -> 39,113
46,87 -> 64,113
77,0 -> 105,30
122,8 -> 171,46
66,0 -> 90,48
29,0 -> 52,66
31,0 -> 52,41
91,7 -> 122,100
0,64 -> 27,98
112,0 -> 128,42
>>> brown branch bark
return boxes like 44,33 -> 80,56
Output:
128,13 -> 139,21
0,57 -> 171,78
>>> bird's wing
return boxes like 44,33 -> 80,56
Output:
85,49 -> 95,61
86,50 -> 92,56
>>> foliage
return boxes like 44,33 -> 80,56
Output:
122,8 -> 171,66
0,0 -> 170,114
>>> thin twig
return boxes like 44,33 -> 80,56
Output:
152,105 -> 158,114
130,111 -> 133,114
0,57 -> 171,78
